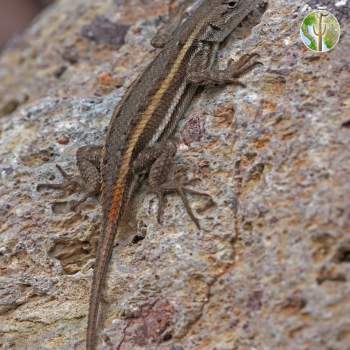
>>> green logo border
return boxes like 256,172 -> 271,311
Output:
300,10 -> 341,53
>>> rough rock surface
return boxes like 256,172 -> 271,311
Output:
0,0 -> 349,349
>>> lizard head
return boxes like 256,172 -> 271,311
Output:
197,0 -> 266,42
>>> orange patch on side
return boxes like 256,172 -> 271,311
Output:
108,184 -> 125,224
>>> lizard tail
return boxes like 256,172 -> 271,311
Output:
86,184 -> 125,350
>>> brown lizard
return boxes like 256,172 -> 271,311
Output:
38,0 -> 265,348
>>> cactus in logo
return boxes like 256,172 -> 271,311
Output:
300,10 -> 341,52
312,12 -> 328,52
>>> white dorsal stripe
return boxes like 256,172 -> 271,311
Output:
148,81 -> 187,146
113,21 -> 205,187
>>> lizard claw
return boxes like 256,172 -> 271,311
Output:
153,180 -> 211,230
37,164 -> 83,194
226,52 -> 262,79
37,164 -> 93,211
187,52 -> 262,86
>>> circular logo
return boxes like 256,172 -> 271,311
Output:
300,10 -> 341,52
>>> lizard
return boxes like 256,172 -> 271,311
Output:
38,0 -> 265,348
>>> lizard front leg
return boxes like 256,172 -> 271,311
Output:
187,41 -> 262,86
37,145 -> 102,209
133,141 -> 211,229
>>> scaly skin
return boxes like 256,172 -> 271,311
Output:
36,2 -> 263,348
84,0 -> 262,348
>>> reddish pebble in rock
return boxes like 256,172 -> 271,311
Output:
181,114 -> 205,146
57,135 -> 70,145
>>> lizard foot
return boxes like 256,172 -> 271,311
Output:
188,52 -> 262,86
37,164 -> 82,193
136,140 -> 212,229
37,164 -> 93,210
152,178 -> 211,230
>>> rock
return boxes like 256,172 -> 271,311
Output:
0,0 -> 349,349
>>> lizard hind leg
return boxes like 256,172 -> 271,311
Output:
37,145 -> 102,210
141,141 -> 211,229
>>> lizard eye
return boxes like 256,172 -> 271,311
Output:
226,0 -> 239,8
